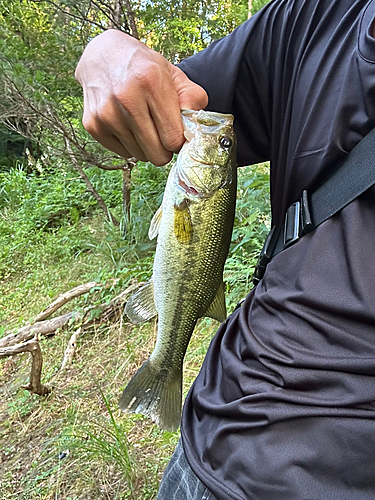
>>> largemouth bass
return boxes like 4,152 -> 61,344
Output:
119,109 -> 237,431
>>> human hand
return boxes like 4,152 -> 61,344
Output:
75,30 -> 208,165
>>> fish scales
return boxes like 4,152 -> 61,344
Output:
119,109 -> 237,430
153,183 -> 234,363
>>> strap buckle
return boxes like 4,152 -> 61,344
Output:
253,190 -> 313,286
284,190 -> 313,248
253,226 -> 278,286
284,201 -> 301,248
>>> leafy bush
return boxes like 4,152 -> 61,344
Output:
0,160 -> 269,317
225,163 -> 270,307
0,161 -> 169,283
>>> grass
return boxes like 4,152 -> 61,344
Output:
0,160 -> 270,499
0,311 -> 215,499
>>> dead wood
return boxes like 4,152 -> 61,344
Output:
34,281 -> 98,323
0,281 -> 143,394
0,312 -> 80,349
59,326 -> 82,371
81,282 -> 142,328
1,281 -> 141,349
34,278 -> 121,324
0,339 -> 50,396
122,160 -> 136,221
53,282 -> 142,376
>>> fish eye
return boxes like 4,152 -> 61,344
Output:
219,136 -> 232,150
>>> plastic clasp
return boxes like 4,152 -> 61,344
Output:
252,190 -> 313,286
253,226 -> 278,286
284,201 -> 300,248
284,190 -> 313,248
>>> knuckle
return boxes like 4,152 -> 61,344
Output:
82,114 -> 97,136
162,129 -> 184,152
96,102 -> 112,124
197,87 -> 209,108
135,62 -> 161,89
152,150 -> 173,166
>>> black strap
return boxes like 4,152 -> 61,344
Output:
253,126 -> 375,286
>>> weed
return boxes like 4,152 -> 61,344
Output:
225,163 -> 270,306
63,389 -> 137,498
0,159 -> 270,499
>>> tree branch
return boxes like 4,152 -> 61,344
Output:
1,281 -> 142,349
34,282 -> 99,323
66,139 -> 120,226
122,0 -> 139,39
0,312 -> 81,348
0,339 -> 50,396
59,327 -> 83,371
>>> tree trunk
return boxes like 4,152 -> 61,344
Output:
123,0 -> 139,39
122,158 -> 136,233
66,139 -> 120,226
122,164 -> 131,219
248,0 -> 253,18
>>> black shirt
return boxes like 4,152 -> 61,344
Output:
178,1 -> 375,499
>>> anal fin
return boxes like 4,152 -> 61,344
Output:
204,281 -> 227,323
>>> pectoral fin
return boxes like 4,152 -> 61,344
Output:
174,199 -> 193,244
204,281 -> 227,323
124,279 -> 157,324
148,205 -> 163,240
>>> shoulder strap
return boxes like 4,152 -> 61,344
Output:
253,126 -> 375,285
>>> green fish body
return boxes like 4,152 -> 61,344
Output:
119,110 -> 237,430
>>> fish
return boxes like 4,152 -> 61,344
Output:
119,109 -> 237,431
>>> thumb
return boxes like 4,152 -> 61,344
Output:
169,65 -> 208,111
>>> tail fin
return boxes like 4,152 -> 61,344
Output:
119,360 -> 182,431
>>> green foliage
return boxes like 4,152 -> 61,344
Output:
0,0 -> 114,174
0,159 -> 269,313
139,0 -> 248,61
0,166 -> 90,277
225,163 -> 270,307
251,0 -> 272,15
0,0 -> 81,97
78,162 -> 169,276
0,160 -> 270,498
0,2 -> 273,499
64,389 -> 137,498
0,160 -> 169,317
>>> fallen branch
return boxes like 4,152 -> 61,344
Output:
0,339 -> 50,396
0,312 -> 81,348
53,282 -> 143,376
34,281 -> 98,323
59,326 -> 82,371
0,281 -> 143,393
82,282 -> 142,328
1,282 -> 141,349
34,278 -> 121,323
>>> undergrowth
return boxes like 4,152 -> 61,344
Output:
0,159 -> 270,499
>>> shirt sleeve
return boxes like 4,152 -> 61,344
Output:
178,0 -> 291,167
